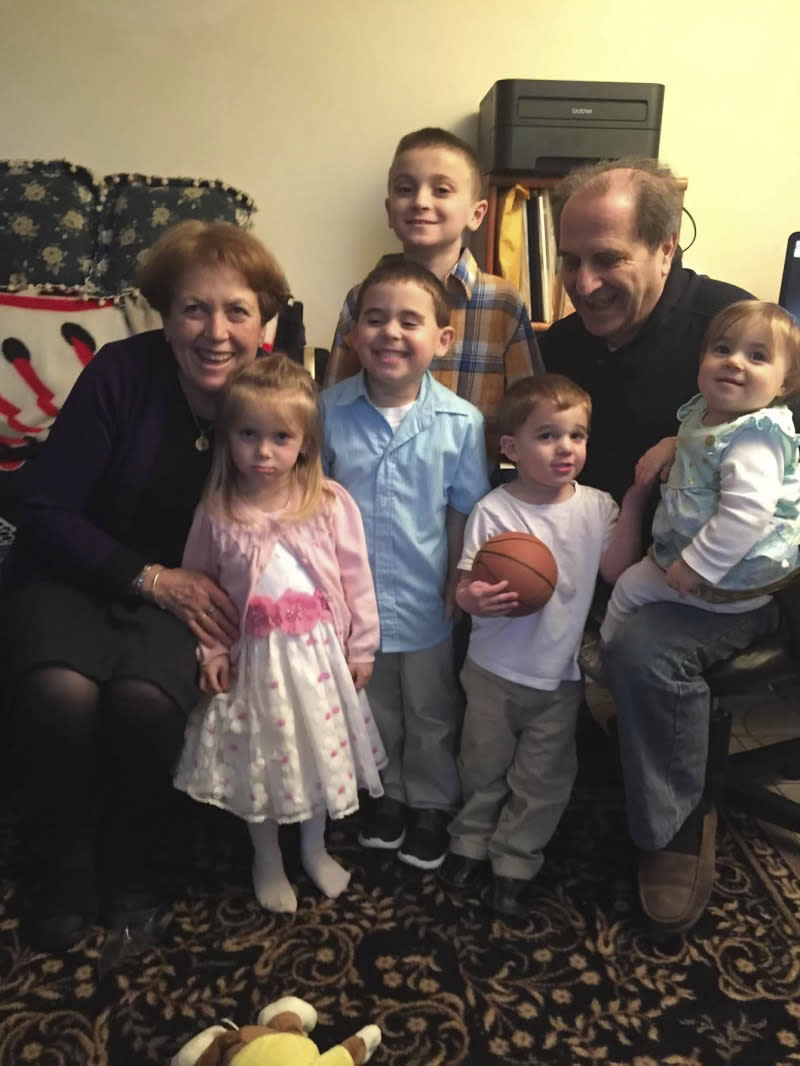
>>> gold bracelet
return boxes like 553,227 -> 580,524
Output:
151,567 -> 165,609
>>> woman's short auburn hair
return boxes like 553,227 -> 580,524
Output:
137,220 -> 291,325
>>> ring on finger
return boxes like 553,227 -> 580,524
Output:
207,605 -> 216,616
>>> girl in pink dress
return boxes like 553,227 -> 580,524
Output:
174,355 -> 385,913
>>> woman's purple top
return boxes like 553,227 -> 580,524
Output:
7,329 -> 212,594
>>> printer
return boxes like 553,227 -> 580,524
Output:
479,80 -> 664,175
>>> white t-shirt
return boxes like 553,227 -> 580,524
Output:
460,483 -> 618,690
370,399 -> 415,432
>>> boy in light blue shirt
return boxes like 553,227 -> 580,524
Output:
320,258 -> 489,870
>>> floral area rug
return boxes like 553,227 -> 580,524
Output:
1,783 -> 799,1066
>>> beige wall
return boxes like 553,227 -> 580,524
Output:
3,0 -> 799,346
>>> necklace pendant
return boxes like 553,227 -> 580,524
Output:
195,434 -> 210,453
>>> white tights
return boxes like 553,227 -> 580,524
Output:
248,812 -> 351,913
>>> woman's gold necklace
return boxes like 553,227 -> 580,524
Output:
189,410 -> 214,452
177,367 -> 215,451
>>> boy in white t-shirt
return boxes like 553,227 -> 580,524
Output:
441,373 -> 655,916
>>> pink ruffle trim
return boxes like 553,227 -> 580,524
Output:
245,588 -> 332,637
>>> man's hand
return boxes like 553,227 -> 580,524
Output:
635,436 -> 677,488
665,557 -> 702,598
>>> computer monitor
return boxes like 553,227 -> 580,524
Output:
779,232 -> 800,321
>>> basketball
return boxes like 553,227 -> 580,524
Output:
470,532 -> 558,617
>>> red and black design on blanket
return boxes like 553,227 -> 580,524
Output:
0,293 -> 128,470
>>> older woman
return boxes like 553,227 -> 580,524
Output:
1,220 -> 291,950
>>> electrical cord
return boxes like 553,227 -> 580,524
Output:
681,206 -> 697,253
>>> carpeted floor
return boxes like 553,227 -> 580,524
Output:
1,781 -> 799,1066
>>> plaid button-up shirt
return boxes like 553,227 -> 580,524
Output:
323,249 -> 543,456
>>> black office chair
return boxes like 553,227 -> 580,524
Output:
706,583 -> 800,832
703,230 -> 800,830
274,298 -> 306,364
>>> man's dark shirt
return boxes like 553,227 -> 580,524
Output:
539,255 -> 752,505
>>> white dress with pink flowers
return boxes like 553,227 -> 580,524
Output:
174,542 -> 386,824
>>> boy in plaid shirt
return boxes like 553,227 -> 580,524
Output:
324,127 -> 543,459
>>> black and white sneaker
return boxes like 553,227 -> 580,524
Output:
398,809 -> 450,870
358,796 -> 407,850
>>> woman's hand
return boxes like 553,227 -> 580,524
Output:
147,566 -> 239,648
349,661 -> 373,691
456,573 -> 519,617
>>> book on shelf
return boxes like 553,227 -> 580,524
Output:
524,193 -> 544,323
537,193 -> 551,328
494,188 -> 558,326
495,186 -> 565,326
497,185 -> 534,317
519,197 -> 532,318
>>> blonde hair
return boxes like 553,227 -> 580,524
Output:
203,354 -> 332,523
703,300 -> 800,400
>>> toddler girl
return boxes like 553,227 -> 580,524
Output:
599,300 -> 800,644
174,354 -> 385,913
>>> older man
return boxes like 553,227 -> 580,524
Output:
539,159 -> 779,939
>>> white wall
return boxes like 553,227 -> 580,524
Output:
3,0 -> 799,345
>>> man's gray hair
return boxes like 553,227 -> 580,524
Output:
551,158 -> 683,250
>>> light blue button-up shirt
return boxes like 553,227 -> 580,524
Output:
320,371 -> 489,652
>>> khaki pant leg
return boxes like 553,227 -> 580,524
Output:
447,658 -> 520,860
490,680 -> 582,880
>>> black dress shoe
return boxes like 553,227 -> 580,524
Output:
26,870 -> 96,952
100,887 -> 162,932
26,908 -> 90,954
25,830 -> 97,952
490,875 -> 531,917
439,853 -> 488,890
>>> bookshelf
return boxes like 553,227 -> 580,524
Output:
482,173 -> 688,332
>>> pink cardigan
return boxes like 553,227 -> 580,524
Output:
182,480 -> 379,665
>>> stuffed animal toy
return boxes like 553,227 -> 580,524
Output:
170,995 -> 382,1066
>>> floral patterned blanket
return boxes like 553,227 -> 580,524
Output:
0,159 -> 257,473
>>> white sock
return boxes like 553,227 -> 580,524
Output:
248,820 -> 297,913
301,812 -> 350,898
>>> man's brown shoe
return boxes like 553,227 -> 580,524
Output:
638,806 -> 717,939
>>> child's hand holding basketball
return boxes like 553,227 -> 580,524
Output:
456,572 -> 520,617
